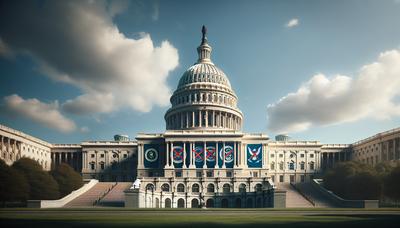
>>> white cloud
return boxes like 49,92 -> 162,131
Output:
2,94 -> 76,133
267,49 -> 400,133
0,0 -> 179,116
286,18 -> 299,28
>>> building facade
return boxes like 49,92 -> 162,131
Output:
0,27 -> 399,208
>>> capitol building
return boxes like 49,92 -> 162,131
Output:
1,27 -> 399,209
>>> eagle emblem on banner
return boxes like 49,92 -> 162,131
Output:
145,148 -> 158,162
220,145 -> 234,163
194,146 -> 204,163
248,146 -> 261,164
206,146 -> 216,162
173,146 -> 184,163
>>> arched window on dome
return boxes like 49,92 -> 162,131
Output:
202,93 -> 206,102
207,94 -> 212,103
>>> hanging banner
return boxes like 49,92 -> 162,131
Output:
194,143 -> 204,168
205,143 -> 216,168
144,144 -> 160,168
173,143 -> 184,168
247,144 -> 263,168
219,142 -> 234,168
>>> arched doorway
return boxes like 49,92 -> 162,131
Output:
235,198 -> 242,208
165,198 -> 171,208
206,199 -> 214,208
221,198 -> 229,208
155,198 -> 160,208
191,198 -> 199,208
246,198 -> 253,208
177,198 -> 185,208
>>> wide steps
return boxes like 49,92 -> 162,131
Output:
64,182 -> 114,207
277,183 -> 314,208
99,182 -> 132,207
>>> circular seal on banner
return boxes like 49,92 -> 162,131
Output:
220,145 -> 234,163
206,146 -> 216,162
194,146 -> 204,163
173,146 -> 184,163
145,148 -> 158,162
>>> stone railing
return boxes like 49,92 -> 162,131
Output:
311,179 -> 379,208
27,179 -> 98,208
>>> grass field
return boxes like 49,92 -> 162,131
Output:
1,208 -> 400,228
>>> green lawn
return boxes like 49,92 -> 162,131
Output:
1,208 -> 400,228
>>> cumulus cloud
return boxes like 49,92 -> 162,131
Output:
2,94 -> 76,133
286,18 -> 299,28
267,49 -> 400,133
0,0 -> 179,115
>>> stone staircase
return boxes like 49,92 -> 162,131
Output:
99,182 -> 132,207
277,183 -> 314,208
64,182 -> 115,207
295,182 -> 339,208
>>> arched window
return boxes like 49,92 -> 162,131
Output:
239,184 -> 246,193
207,183 -> 215,193
221,198 -> 229,208
177,198 -> 185,208
146,184 -> 154,192
165,198 -> 171,208
235,198 -> 242,208
177,183 -> 185,192
223,184 -> 231,193
191,198 -> 199,208
206,199 -> 214,208
192,183 -> 200,193
161,183 -> 170,192
255,183 -> 263,192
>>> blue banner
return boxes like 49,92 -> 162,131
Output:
205,143 -> 216,168
144,144 -> 160,168
172,143 -> 184,168
194,143 -> 204,168
247,144 -> 263,168
218,142 -> 234,168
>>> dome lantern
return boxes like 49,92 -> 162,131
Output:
197,25 -> 213,64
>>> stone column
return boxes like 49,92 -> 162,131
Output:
222,142 -> 226,168
166,142 -> 170,168
189,142 -> 195,168
199,110 -> 202,127
203,141 -> 207,168
215,141 -> 219,168
192,112 -> 195,127
205,110 -> 208,127
183,142 -> 187,168
170,142 -> 174,168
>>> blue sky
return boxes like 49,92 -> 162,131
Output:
1,0 -> 400,144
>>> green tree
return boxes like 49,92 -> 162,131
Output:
384,166 -> 400,200
12,158 -> 59,200
324,161 -> 381,200
51,163 -> 83,197
0,160 -> 29,204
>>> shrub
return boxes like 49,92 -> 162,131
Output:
384,166 -> 400,200
12,158 -> 59,200
51,163 -> 83,197
0,160 -> 29,203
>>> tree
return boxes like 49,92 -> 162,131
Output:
12,158 -> 59,200
0,160 -> 29,204
51,163 -> 83,197
384,166 -> 400,200
324,161 -> 381,200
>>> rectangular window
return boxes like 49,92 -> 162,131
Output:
206,171 -> 213,177
226,171 -> 232,177
270,163 -> 275,170
289,163 -> 295,170
310,154 -> 314,158
100,154 -> 104,158
123,154 -> 128,158
175,171 -> 182,177
253,172 -> 258,178
279,175 -> 284,182
290,175 -> 295,183
271,175 -> 275,183
91,154 -> 95,158
279,163 -> 283,170
300,163 -> 305,170
310,163 -> 315,170
90,163 -> 95,170
300,154 -> 305,158
196,171 -> 202,178
300,175 -> 305,183
279,154 -> 283,158
271,154 -> 275,158
100,163 -> 105,170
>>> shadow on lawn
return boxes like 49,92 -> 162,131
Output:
1,214 -> 400,228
